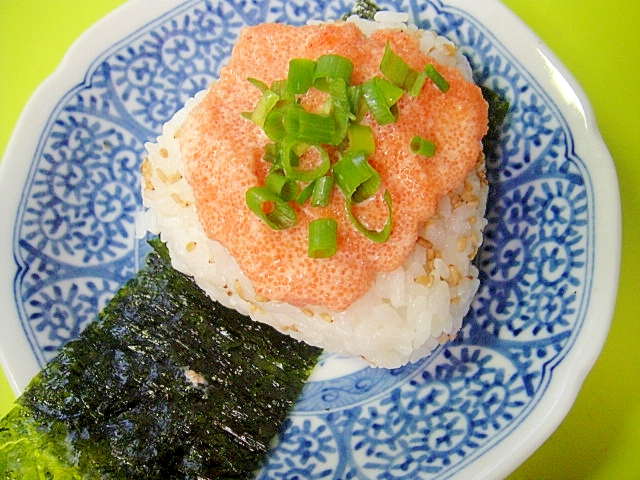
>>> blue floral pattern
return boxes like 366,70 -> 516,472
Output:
11,0 -> 593,477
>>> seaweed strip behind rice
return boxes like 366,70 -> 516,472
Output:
3,239 -> 321,479
342,0 -> 380,20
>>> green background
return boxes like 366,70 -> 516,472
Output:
1,1 -> 638,478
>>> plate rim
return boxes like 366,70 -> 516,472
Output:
0,0 -> 621,478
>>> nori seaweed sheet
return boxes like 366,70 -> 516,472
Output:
16,239 -> 322,479
342,0 -> 380,20
480,85 -> 510,159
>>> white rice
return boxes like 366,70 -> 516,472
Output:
140,14 -> 488,369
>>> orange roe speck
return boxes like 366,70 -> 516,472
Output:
180,22 -> 488,311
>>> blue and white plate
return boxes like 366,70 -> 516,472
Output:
0,0 -> 620,478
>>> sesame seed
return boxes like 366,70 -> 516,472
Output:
320,313 -> 334,323
457,236 -> 468,252
171,193 -> 192,208
414,274 -> 434,287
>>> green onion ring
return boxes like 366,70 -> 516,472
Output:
287,58 -> 317,94
265,171 -> 300,201
346,189 -> 393,243
308,217 -> 338,258
424,63 -> 450,92
280,138 -> 331,183
311,175 -> 335,207
410,135 -> 436,157
246,187 -> 297,230
333,150 -> 380,203
313,54 -> 354,84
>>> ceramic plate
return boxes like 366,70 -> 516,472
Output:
0,0 -> 620,478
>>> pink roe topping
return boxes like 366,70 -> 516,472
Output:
180,22 -> 488,311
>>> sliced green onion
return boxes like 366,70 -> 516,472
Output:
269,80 -> 295,103
314,77 -> 354,145
263,143 -> 278,164
268,80 -> 286,96
314,77 -> 353,118
408,70 -> 427,97
247,77 -> 269,93
287,58 -> 317,94
263,109 -> 287,141
410,135 -> 436,157
380,43 -> 419,91
375,76 -> 405,106
279,138 -> 331,183
424,64 -> 450,92
265,171 -> 299,201
313,76 -> 346,97
295,181 -> 315,205
283,106 -> 343,145
380,43 -> 433,97
361,77 -> 403,125
362,81 -> 396,125
352,172 -> 381,203
246,187 -> 297,230
311,175 -> 334,207
346,124 -> 375,156
333,150 -> 380,203
308,218 -> 338,258
347,84 -> 366,120
346,189 -> 393,243
313,54 -> 354,84
248,88 -> 280,127
333,109 -> 353,148
281,140 -> 308,168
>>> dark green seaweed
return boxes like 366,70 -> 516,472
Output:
481,85 -> 510,159
1,239 -> 321,479
0,405 -> 84,479
342,0 -> 380,20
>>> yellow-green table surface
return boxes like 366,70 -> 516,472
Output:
1,1 -> 638,478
